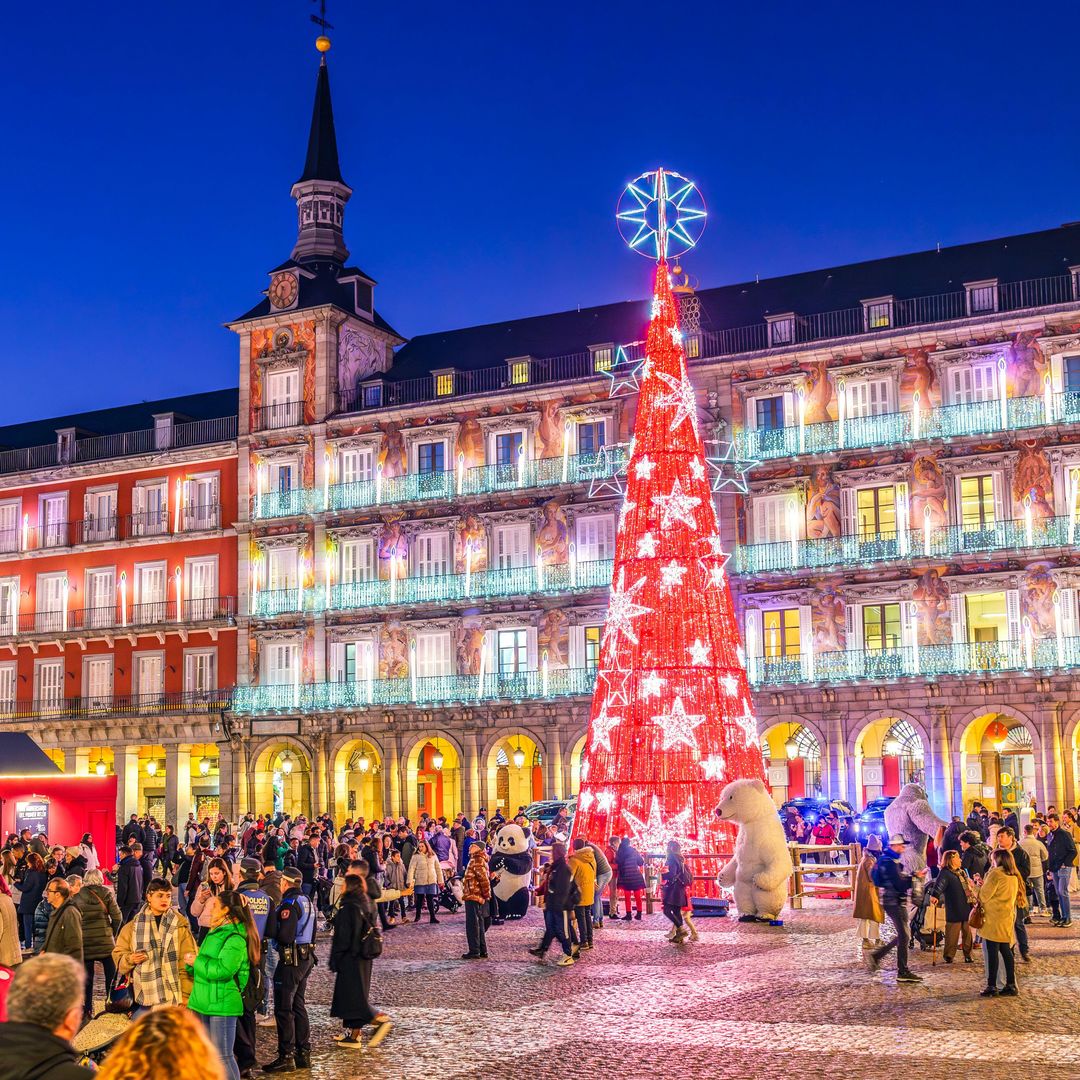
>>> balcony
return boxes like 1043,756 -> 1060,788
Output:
0,416 -> 237,477
254,401 -> 305,431
1,687 -> 233,721
736,390 -> 1080,462
252,446 -> 630,520
250,589 -> 307,618
736,514 -> 1078,575
1,596 -> 237,639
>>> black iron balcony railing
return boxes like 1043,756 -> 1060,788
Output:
2,687 -> 234,720
2,596 -> 236,638
254,401 -> 305,431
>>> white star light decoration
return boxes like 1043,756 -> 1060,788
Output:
600,653 -> 633,707
655,370 -> 699,434
720,674 -> 740,697
578,791 -> 595,811
622,796 -> 696,853
733,704 -> 759,747
636,532 -> 658,558
659,559 -> 687,592
699,755 -> 726,780
706,440 -> 760,495
688,639 -> 711,666
590,701 -> 622,752
602,569 -> 651,648
652,695 -> 706,752
618,499 -> 636,533
602,346 -> 645,399
640,671 -> 666,698
635,456 -> 655,480
689,457 -> 705,481
652,478 -> 701,532
596,790 -> 617,812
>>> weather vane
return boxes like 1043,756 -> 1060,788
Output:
311,0 -> 334,48
617,168 -> 707,262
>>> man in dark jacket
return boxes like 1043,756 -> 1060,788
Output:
1045,813 -> 1077,927
996,827 -> 1031,959
296,837 -> 318,897
41,880 -> 83,962
959,830 -> 991,880
868,835 -> 923,983
120,815 -> 143,847
116,844 -> 145,923
528,842 -> 577,966
965,803 -> 987,839
941,816 -> 965,853
0,954 -> 94,1079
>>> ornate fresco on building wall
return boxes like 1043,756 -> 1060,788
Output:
378,423 -> 407,479
803,360 -> 834,423
811,583 -> 846,654
375,516 -> 409,578
455,512 -> 489,573
538,608 -> 569,667
536,499 -> 569,564
805,465 -> 841,539
379,620 -> 409,679
912,567 -> 951,646
911,455 -> 947,528
249,321 -> 317,428
337,325 -> 384,396
457,621 -> 484,675
1014,440 -> 1054,521
537,399 -> 563,459
899,348 -> 937,409
457,416 -> 485,469
1021,562 -> 1057,638
1008,331 -> 1046,399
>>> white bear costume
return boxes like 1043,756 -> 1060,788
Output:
715,778 -> 791,921
489,823 -> 533,920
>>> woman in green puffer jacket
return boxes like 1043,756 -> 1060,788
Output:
186,890 -> 259,1080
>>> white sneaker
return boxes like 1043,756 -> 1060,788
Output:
256,1015 -> 276,1028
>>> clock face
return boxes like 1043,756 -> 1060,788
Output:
269,272 -> 298,310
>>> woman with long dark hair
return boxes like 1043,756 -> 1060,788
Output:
661,840 -> 691,944
191,857 -> 232,941
79,832 -> 99,873
16,852 -> 47,949
616,837 -> 646,921
186,890 -> 258,1080
330,874 -> 392,1050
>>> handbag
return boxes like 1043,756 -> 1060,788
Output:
968,902 -> 984,930
106,974 -> 134,1014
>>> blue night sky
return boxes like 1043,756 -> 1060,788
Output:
1,1 -> 1078,424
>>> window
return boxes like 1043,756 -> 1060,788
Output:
362,383 -> 383,409
497,629 -> 528,674
0,579 -> 18,636
338,448 -> 374,485
415,532 -> 450,578
183,475 -> 219,531
266,547 -> 298,591
263,642 -> 299,685
507,358 -> 530,385
85,568 -> 115,628
82,657 -> 113,706
186,557 -> 217,619
134,562 -> 167,623
56,430 -> 75,464
755,396 -> 785,431
0,662 -> 15,710
36,572 -> 66,633
863,298 -> 894,330
855,486 -> 896,540
965,591 -> 1008,643
948,362 -> 998,404
154,415 -> 174,449
40,493 -> 67,548
0,501 -> 19,553
265,369 -> 301,427
584,626 -> 602,670
184,650 -> 217,694
763,608 -> 801,657
132,481 -> 167,536
417,441 -> 445,475
845,379 -> 891,418
1065,356 -> 1080,394
434,371 -> 455,397
34,659 -> 64,710
966,280 -> 998,315
134,653 -> 164,698
575,515 -> 615,562
576,421 -> 606,456
83,489 -> 116,542
495,431 -> 523,467
340,539 -> 375,583
495,524 -> 531,569
271,462 -> 294,493
330,642 -> 357,683
752,494 -> 795,545
415,631 -> 452,677
591,345 -> 614,372
684,335 -> 701,360
767,315 -> 795,346
960,475 -> 995,531
863,603 -> 902,651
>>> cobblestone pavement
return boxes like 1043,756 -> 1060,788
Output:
253,901 -> 1080,1080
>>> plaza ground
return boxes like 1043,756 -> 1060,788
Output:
246,898 -> 1080,1079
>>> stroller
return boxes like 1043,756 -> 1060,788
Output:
909,880 -> 943,950
438,874 -> 462,914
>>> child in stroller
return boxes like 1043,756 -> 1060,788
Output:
439,873 -> 463,913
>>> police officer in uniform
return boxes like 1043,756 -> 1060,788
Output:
234,858 -> 274,1078
263,867 -> 316,1073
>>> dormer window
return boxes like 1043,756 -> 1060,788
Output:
862,296 -> 894,331
766,313 -> 796,347
684,334 -> 701,359
590,344 -> 614,372
56,429 -> 75,464
360,380 -> 383,409
506,356 -> 531,386
153,413 -> 175,450
965,279 -> 999,316
1070,265 -> 1080,301
432,369 -> 456,397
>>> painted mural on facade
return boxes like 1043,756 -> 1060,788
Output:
1013,440 -> 1054,521
912,567 -> 951,646
536,499 -> 569,564
805,465 -> 841,539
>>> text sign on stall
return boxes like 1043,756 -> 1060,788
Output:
15,799 -> 50,836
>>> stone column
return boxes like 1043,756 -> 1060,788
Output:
164,746 -> 192,828
386,734 -> 402,819
1036,701 -> 1067,810
925,705 -> 952,816
821,711 -> 848,804
546,723 -> 564,800
311,732 -> 328,816
114,746 -> 140,821
74,748 -> 91,776
218,740 -> 245,822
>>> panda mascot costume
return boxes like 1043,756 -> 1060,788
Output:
489,823 -> 533,920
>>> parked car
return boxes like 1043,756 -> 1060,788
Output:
779,797 -> 856,828
855,797 -> 894,841
522,798 -> 576,829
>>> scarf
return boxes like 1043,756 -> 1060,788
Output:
131,907 -> 184,1005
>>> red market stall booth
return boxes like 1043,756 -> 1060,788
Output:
0,734 -> 117,869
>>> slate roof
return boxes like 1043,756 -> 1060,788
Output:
298,59 -> 344,185
0,388 -> 239,451
387,223 -> 1080,381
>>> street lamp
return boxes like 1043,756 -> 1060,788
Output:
199,756 -> 212,776
512,740 -> 526,769
432,739 -> 444,771
883,734 -> 901,757
280,751 -> 294,776
93,757 -> 107,777
145,759 -> 158,777
784,726 -> 799,760
357,749 -> 371,774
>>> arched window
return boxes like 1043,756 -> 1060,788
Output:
883,719 -> 924,785
1003,725 -> 1032,752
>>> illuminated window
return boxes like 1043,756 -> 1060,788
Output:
855,486 -> 896,540
948,362 -> 998,404
497,629 -> 528,674
495,431 -> 523,467
1064,355 -> 1080,393
434,372 -> 455,397
584,626 -> 601,670
763,608 -> 801,657
509,360 -> 530,385
863,298 -> 894,330
965,591 -> 1007,643
960,475 -> 995,531
591,345 -> 614,372
863,603 -> 901,651
684,335 -> 701,359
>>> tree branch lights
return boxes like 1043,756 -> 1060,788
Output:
571,253 -> 764,862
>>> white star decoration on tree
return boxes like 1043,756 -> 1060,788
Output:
636,532 -> 658,558
708,566 -> 727,588
659,560 -> 687,592
699,755 -> 726,780
600,652 -> 633,707
618,499 -> 636,533
733,705 -> 759,747
720,674 -> 740,697
688,639 -> 711,666
689,457 -> 705,481
652,695 -> 706,752
655,370 -> 699,434
640,671 -> 666,698
590,701 -> 622,752
596,790 -> 616,812
602,569 -> 651,648
635,456 -> 655,480
622,795 -> 696,853
652,478 -> 701,531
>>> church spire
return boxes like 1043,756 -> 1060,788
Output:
290,37 -> 352,264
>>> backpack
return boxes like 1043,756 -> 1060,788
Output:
234,960 -> 264,1013
356,922 -> 383,961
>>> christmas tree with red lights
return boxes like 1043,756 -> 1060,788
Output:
572,256 -> 765,862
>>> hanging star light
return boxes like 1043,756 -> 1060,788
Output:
636,531 -> 659,558
699,755 -> 726,780
652,695 -> 706,752
688,638 -> 711,666
590,700 -> 623,752
652,477 -> 701,531
602,345 -> 646,398
635,456 -> 655,480
659,559 -> 687,592
599,651 -> 633,707
596,790 -> 617,812
706,440 -> 760,495
640,671 -> 666,698
655,370 -> 700,434
622,795 -> 697,853
617,498 -> 637,533
602,569 -> 651,648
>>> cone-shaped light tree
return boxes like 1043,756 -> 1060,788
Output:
571,254 -> 765,859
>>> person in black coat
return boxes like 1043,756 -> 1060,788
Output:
529,842 -> 577,965
929,850 -> 975,962
115,846 -> 145,922
616,837 -> 647,920
120,815 -> 143,847
329,875 -> 392,1049
661,840 -> 690,943
17,854 -> 48,949
959,831 -> 990,881
297,839 -> 318,895
1045,813 -> 1078,927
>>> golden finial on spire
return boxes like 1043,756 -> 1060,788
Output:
311,1 -> 333,56
315,35 -> 331,53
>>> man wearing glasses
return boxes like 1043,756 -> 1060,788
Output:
40,879 -> 84,962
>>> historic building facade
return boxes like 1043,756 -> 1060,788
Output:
11,49 -> 1080,823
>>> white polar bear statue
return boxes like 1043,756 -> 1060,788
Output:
715,778 -> 791,923
883,782 -> 946,876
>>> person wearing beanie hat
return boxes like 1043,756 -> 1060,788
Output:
852,834 -> 884,949
461,845 -> 492,961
